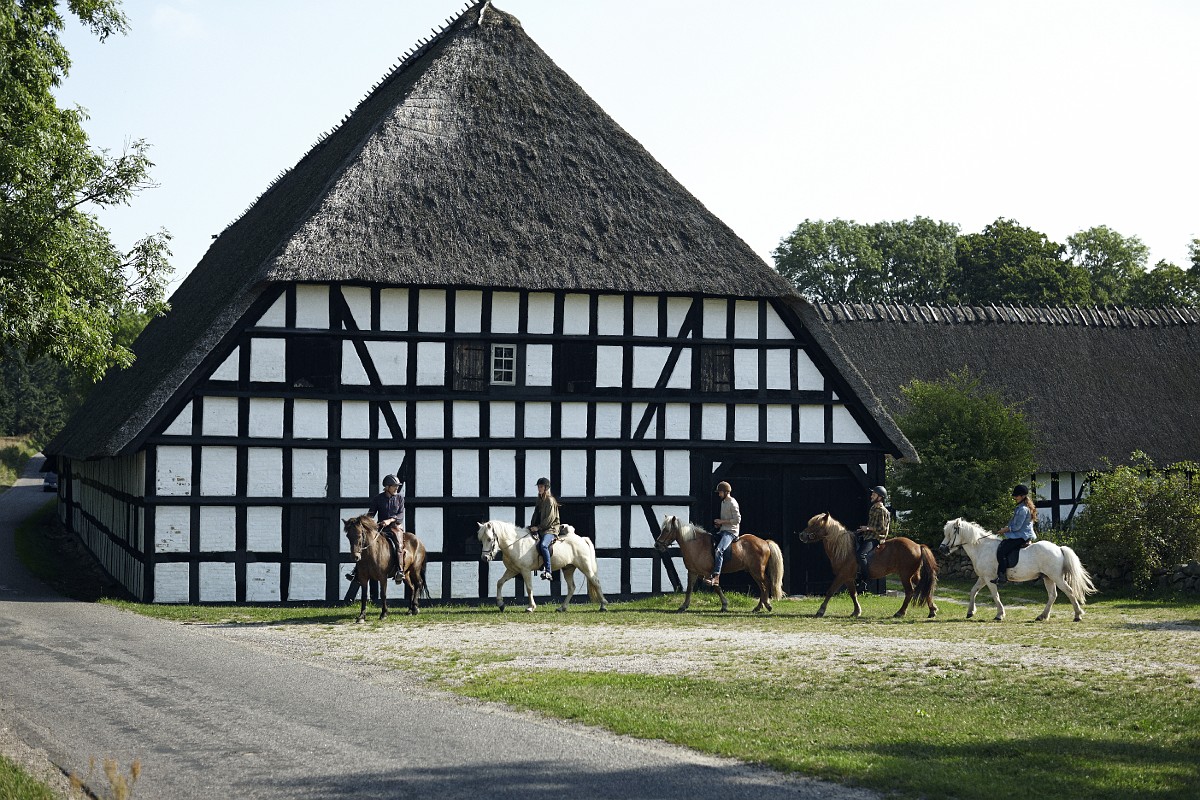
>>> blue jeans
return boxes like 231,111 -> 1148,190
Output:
537,533 -> 555,573
712,532 -> 735,576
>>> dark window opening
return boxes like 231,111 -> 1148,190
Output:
453,341 -> 487,391
286,337 -> 339,389
491,344 -> 516,385
287,505 -> 337,560
699,345 -> 732,392
555,342 -> 597,393
444,504 -> 489,558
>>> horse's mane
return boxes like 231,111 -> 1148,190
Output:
347,514 -> 378,533
947,518 -> 990,544
674,519 -> 709,543
818,514 -> 855,566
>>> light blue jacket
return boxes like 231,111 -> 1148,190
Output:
1004,503 -> 1035,540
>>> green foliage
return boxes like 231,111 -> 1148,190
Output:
891,369 -> 1038,541
1126,260 -> 1200,307
955,218 -> 1091,305
0,754 -> 58,800
0,0 -> 171,380
1069,453 -> 1200,594
1066,225 -> 1149,304
0,435 -> 39,488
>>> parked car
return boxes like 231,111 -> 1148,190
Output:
42,472 -> 58,493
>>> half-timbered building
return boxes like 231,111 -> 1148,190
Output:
46,2 -> 915,604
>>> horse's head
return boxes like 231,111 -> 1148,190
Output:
654,515 -> 681,553
343,515 -> 376,562
477,521 -> 501,562
940,518 -> 979,554
798,513 -> 834,543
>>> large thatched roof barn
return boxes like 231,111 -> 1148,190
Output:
47,2 -> 913,604
811,303 -> 1200,524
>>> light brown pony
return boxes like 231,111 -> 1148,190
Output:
343,515 -> 428,621
654,515 -> 784,612
799,512 -> 938,619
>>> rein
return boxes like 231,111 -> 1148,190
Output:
944,520 -> 1001,553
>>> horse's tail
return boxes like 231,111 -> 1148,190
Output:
581,536 -> 603,603
1060,546 -> 1097,602
766,540 -> 785,600
915,544 -> 939,608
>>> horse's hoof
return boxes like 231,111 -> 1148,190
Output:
893,611 -> 905,618
355,617 -> 365,624
814,611 -> 825,618
1073,615 -> 1083,622
556,606 -> 567,613
599,605 -> 608,612
675,607 -> 689,613
525,607 -> 535,613
928,610 -> 937,618
1036,614 -> 1048,621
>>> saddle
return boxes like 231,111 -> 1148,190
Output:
1001,539 -> 1032,570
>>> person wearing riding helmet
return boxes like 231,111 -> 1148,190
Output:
528,477 -> 560,581
704,481 -> 741,587
992,484 -> 1037,584
346,474 -> 406,584
854,486 -> 891,592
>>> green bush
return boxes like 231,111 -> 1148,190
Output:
1069,452 -> 1200,593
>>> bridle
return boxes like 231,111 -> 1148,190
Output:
480,524 -> 501,562
653,518 -> 679,552
348,517 -> 380,555
942,519 -> 965,553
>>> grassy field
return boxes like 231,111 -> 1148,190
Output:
0,435 -> 38,492
0,754 -> 58,800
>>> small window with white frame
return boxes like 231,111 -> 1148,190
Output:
491,344 -> 516,385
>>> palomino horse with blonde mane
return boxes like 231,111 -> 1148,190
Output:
940,518 -> 1097,621
799,512 -> 938,618
654,515 -> 784,612
343,515 -> 428,621
476,520 -> 608,612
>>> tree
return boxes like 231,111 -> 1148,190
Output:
955,218 -> 1091,306
890,369 -> 1038,543
1126,260 -> 1200,307
1066,225 -> 1149,304
0,0 -> 171,380
869,217 -> 960,302
772,219 -> 882,303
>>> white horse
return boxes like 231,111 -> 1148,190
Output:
476,520 -> 609,613
940,518 -> 1097,621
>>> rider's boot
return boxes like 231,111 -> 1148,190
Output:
992,569 -> 1008,585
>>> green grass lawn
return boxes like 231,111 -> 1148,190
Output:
0,755 -> 58,800
0,436 -> 38,492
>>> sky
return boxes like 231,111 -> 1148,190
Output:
56,0 -> 1200,295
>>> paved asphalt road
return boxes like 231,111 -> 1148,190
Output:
0,456 -> 874,800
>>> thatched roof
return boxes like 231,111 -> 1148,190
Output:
812,303 -> 1200,472
48,2 -> 803,460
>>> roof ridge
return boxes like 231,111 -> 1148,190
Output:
820,301 -> 1200,327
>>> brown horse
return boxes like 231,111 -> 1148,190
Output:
799,512 -> 938,619
343,515 -> 428,621
654,515 -> 784,612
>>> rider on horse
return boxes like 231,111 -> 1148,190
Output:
704,481 -> 741,588
528,477 -> 560,581
992,484 -> 1037,584
854,486 -> 891,592
345,473 -> 406,585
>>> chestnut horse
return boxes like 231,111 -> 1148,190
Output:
343,515 -> 428,621
799,512 -> 938,619
654,515 -> 784,612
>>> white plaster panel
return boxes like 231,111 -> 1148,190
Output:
632,346 -> 669,388
597,557 -> 621,594
703,298 -> 727,339
341,340 -> 369,385
453,401 -> 480,438
341,401 -> 371,439
1034,474 -> 1052,499
154,562 -> 189,603
162,402 -> 193,437
202,397 -> 239,437
734,349 -> 759,390
295,284 -> 329,329
832,406 -> 870,444
594,450 -> 622,496
490,402 -> 516,438
422,562 -> 443,599
341,286 -> 371,330
454,290 -> 483,332
656,504 -> 691,529
256,293 -> 286,327
451,561 -> 478,599
248,398 -> 284,438
597,295 -> 624,335
524,402 -> 551,438
527,293 -> 555,334
629,556 -> 657,593
491,292 -> 520,333
799,405 -> 825,442
199,562 -> 236,602
210,349 -> 240,381
631,403 -> 652,437
631,450 -> 657,494
488,507 -> 517,525
340,450 -> 370,500
379,450 -> 407,485
666,296 -> 691,336
524,450 -> 551,494
629,509 -> 655,548
415,342 -> 446,385
633,296 -> 659,336
664,403 -> 691,439
380,288 -> 409,331
596,346 -> 622,387
291,449 -> 328,498
250,338 -> 286,383
767,405 -> 793,443
563,294 -> 590,335
245,563 -> 281,602
560,403 -> 587,438
154,506 -> 190,553
412,506 -> 443,553
667,350 -> 691,390
287,563 -> 326,601
797,350 -> 824,390
246,507 -> 282,551
418,289 -> 447,332
416,450 -> 444,496
559,450 -> 587,497
701,404 -> 726,440
662,451 -> 690,496
381,403 -> 406,439
199,506 -> 236,551
489,450 -> 516,497
452,450 -> 480,497
200,447 -> 237,496
292,399 -> 328,439
366,340 -> 407,384
765,303 -> 792,338
338,510 -> 360,552
415,401 -> 445,438
525,344 -> 553,386
734,300 -> 759,339
734,405 -> 759,441
595,403 -> 622,438
594,506 -> 622,550
766,349 -> 791,390
246,448 -> 283,496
